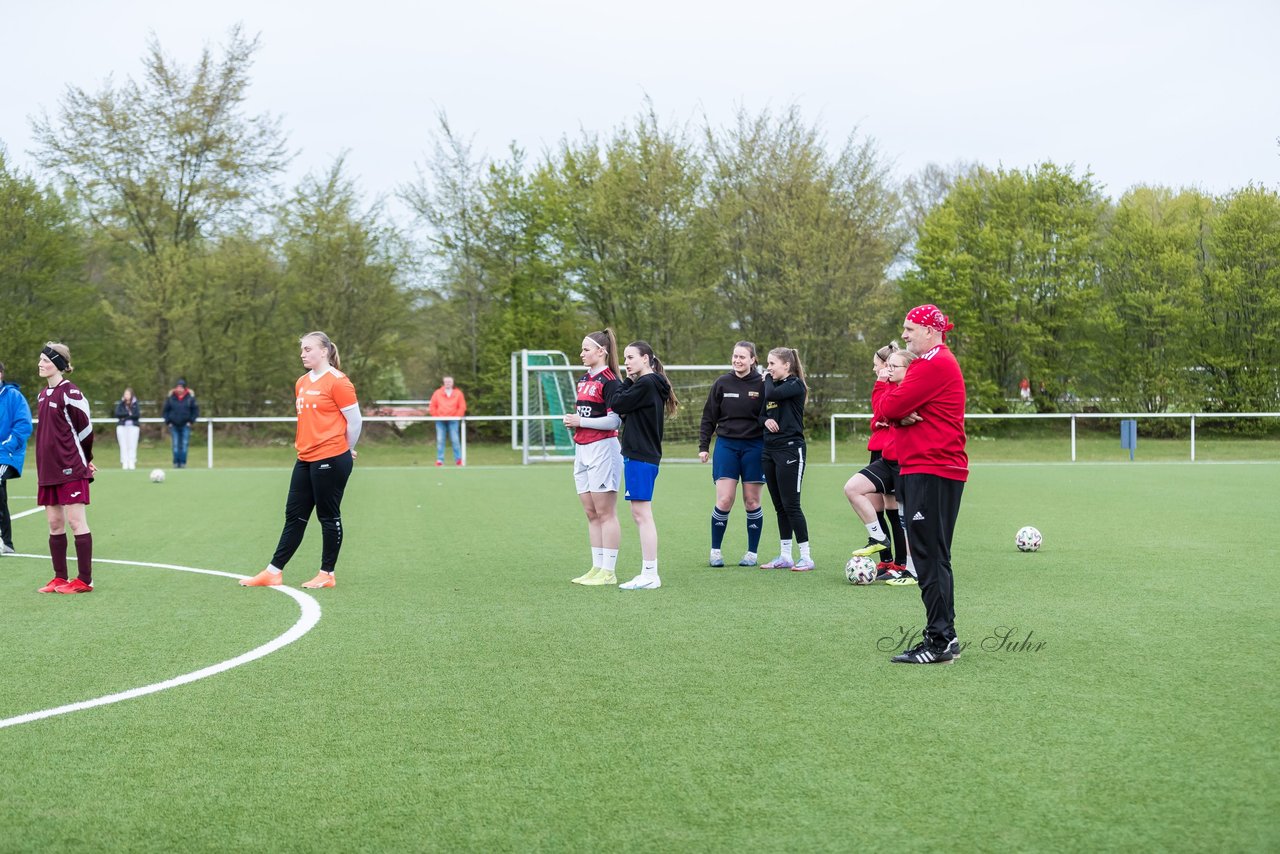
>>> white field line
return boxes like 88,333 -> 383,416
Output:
0,556 -> 321,730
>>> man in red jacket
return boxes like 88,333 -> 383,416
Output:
874,305 -> 968,664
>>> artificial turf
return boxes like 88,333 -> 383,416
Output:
0,456 -> 1276,851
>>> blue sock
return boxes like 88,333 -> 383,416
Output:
746,507 -> 764,553
711,506 -> 729,550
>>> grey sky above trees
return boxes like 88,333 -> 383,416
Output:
2,0 -> 1276,210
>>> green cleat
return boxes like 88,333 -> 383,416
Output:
579,570 -> 617,586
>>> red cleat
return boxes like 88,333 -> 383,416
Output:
456,459 -> 464,467
56,578 -> 94,594
38,577 -> 67,593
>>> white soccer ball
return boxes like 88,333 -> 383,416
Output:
1015,525 -> 1042,552
149,469 -> 166,483
845,555 -> 879,585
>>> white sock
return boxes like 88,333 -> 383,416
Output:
601,549 -> 619,572
780,539 -> 793,560
592,547 -> 604,568
865,520 -> 886,540
266,564 -> 283,574
799,542 -> 811,560
710,548 -> 723,560
641,559 -> 658,581
905,555 -> 917,576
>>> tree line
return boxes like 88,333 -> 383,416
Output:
1,27 -> 1277,428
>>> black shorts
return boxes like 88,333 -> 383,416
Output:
858,456 -> 899,495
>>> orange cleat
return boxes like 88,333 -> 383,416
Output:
300,572 -> 335,589
56,578 -> 94,594
239,569 -> 283,587
38,577 -> 68,593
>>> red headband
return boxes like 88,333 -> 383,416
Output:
905,304 -> 953,338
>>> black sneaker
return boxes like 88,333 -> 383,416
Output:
947,638 -> 962,659
891,642 -> 955,665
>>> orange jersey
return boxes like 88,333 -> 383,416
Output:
294,368 -> 358,461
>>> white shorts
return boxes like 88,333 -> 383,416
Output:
574,437 -> 622,494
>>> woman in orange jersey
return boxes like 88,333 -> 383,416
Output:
240,331 -> 361,590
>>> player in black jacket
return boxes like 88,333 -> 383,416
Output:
760,347 -> 813,571
697,342 -> 766,568
610,341 -> 678,590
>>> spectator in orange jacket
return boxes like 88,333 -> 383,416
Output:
429,376 -> 467,466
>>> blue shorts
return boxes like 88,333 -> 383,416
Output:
623,458 -> 660,501
711,436 -> 765,484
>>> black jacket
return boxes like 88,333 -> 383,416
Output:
611,372 -> 671,465
114,399 -> 141,426
761,375 -> 806,449
698,370 -> 765,452
162,391 -> 199,427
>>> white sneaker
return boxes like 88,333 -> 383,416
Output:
619,575 -> 661,590
0,543 -> 15,555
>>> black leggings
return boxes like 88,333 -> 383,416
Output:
271,451 -> 353,573
762,442 -> 808,543
0,464 -> 15,549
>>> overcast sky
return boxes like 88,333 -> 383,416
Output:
2,0 -> 1277,211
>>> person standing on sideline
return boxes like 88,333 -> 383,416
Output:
698,342 -> 767,568
34,344 -> 96,593
240,332 -> 361,590
114,387 -> 141,470
428,375 -> 467,466
0,361 -> 33,556
759,347 -> 813,571
565,330 -> 624,587
162,379 -> 199,468
875,305 -> 968,664
609,341 -> 677,590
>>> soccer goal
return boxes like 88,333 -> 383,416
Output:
511,350 -> 729,463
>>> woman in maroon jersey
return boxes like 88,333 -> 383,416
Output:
34,343 -> 96,594
563,329 -> 624,586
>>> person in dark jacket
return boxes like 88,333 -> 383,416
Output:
759,347 -> 813,571
114,387 -> 141,470
0,360 -> 33,555
162,379 -> 199,468
610,340 -> 678,590
697,342 -> 766,568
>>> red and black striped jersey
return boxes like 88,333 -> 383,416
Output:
573,367 -> 621,445
36,380 -> 94,485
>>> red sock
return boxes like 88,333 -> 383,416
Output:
73,533 -> 93,585
49,533 -> 68,579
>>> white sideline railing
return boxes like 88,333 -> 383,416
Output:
828,412 -> 1280,463
82,414 -> 567,468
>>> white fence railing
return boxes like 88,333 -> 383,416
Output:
82,414 -> 568,468
828,411 -> 1280,463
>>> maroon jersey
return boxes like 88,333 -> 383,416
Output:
36,380 -> 94,485
573,367 -> 621,445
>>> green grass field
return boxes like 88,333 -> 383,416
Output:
1,453 -> 1277,852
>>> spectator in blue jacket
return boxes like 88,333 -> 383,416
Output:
162,379 -> 200,468
0,361 -> 34,555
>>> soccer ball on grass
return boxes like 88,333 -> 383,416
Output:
150,469 -> 166,483
844,554 -> 879,585
1015,526 -> 1042,552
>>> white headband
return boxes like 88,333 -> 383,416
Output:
582,336 -> 604,352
